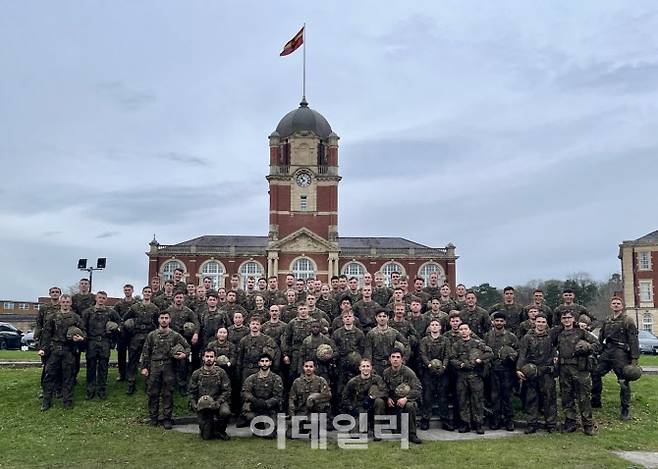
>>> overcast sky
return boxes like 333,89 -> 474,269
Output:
2,1 -> 658,300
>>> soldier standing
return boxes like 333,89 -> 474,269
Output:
281,304 -> 315,383
299,320 -> 337,382
198,293 -> 231,351
113,284 -> 136,382
523,289 -> 553,327
34,286 -> 61,396
353,285 -> 381,334
372,272 -> 393,308
449,323 -> 493,434
262,305 -> 287,371
419,319 -> 452,431
516,314 -> 558,433
38,294 -> 85,410
382,349 -> 423,444
71,278 -> 94,380
484,312 -> 518,431
489,286 -> 524,335
592,297 -> 640,420
82,291 -> 122,400
237,317 -> 279,382
553,289 -> 594,327
188,348 -> 232,440
166,292 -> 199,394
460,291 -> 491,339
364,309 -> 409,376
140,310 -> 190,429
332,310 -> 366,399
554,310 -> 597,435
123,286 -> 159,395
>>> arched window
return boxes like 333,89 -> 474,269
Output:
200,261 -> 225,290
342,262 -> 366,287
643,312 -> 654,333
239,261 -> 264,289
418,262 -> 446,284
162,260 -> 184,281
380,261 -> 405,287
291,257 -> 316,280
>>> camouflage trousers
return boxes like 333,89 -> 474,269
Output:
488,368 -> 515,424
526,371 -> 557,429
592,346 -> 632,410
126,334 -> 147,384
147,361 -> 176,420
43,346 -> 76,404
85,338 -> 111,395
558,364 -> 592,426
197,405 -> 230,440
421,371 -> 450,423
456,372 -> 485,425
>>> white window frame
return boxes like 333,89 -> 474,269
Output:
18,303 -> 29,310
300,195 -> 308,211
341,261 -> 367,287
417,262 -> 446,284
642,312 -> 653,333
380,261 -> 405,287
638,251 -> 652,271
3,302 -> 14,309
291,257 -> 316,280
161,260 -> 185,281
639,280 -> 653,303
200,260 -> 226,290
238,261 -> 265,289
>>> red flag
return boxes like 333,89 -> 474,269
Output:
280,26 -> 304,56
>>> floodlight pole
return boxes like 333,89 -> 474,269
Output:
78,258 -> 106,291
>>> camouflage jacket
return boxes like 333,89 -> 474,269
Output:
342,374 -> 387,410
207,339 -> 236,365
517,330 -> 556,370
82,306 -> 121,339
140,328 -> 189,368
484,329 -> 519,370
419,334 -> 450,367
598,312 -> 639,359
288,375 -> 331,414
188,365 -> 231,406
332,326 -> 366,358
237,333 -> 279,370
124,302 -> 159,334
460,306 -> 491,338
262,320 -> 288,347
382,365 -> 422,401
40,310 -> 84,352
364,327 -> 409,363
72,292 -> 95,316
241,371 -> 284,408
449,337 -> 493,373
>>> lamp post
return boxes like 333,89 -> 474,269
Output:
77,258 -> 107,291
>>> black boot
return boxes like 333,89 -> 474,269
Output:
126,383 -> 136,395
420,419 -> 430,431
591,397 -> 602,408
583,425 -> 595,436
474,424 -> 485,435
562,420 -> 577,433
620,407 -> 631,421
524,425 -> 537,434
408,433 -> 422,444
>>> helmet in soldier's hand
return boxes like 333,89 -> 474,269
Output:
170,343 -> 186,358
575,340 -> 592,355
499,345 -> 517,361
216,354 -> 230,366
368,385 -> 380,399
393,341 -> 405,354
622,364 -> 642,382
197,395 -> 216,411
306,392 -> 323,407
66,326 -> 85,341
394,383 -> 411,398
429,359 -> 445,376
347,351 -> 362,369
183,322 -> 196,336
123,318 -> 135,333
520,363 -> 538,380
316,344 -> 333,361
105,321 -> 119,335
263,346 -> 276,359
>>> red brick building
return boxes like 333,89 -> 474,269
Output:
619,230 -> 658,334
147,99 -> 458,288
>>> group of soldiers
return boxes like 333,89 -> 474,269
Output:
34,268 -> 641,443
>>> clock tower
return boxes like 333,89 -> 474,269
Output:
267,98 -> 341,242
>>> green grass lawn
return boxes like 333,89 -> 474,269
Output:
0,349 -> 119,361
0,367 -> 657,469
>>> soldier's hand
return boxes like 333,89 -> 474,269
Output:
553,357 -> 558,364
141,368 -> 149,377
475,358 -> 482,364
396,397 -> 408,408
516,371 -> 525,381
73,334 -> 84,342
387,398 -> 395,408
283,356 -> 290,365
37,349 -> 45,357
191,333 -> 199,345
175,352 -> 187,360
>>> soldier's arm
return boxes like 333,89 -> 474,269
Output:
179,333 -> 191,354
188,372 -> 199,403
241,376 -> 255,402
419,338 -> 431,367
363,332 -> 373,360
39,315 -> 54,353
288,381 -> 298,416
267,375 -> 284,410
407,370 -> 422,401
448,343 -> 463,369
269,337 -> 282,365
479,342 -> 494,364
236,340 -> 245,369
318,377 -> 332,403
140,335 -> 152,370
516,337 -> 528,369
218,370 -> 231,404
625,317 -> 640,360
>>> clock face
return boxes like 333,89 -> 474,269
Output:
296,172 -> 311,187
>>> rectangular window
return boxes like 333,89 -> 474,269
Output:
3,302 -> 14,309
18,303 -> 29,310
300,195 -> 307,210
35,304 -> 42,310
643,313 -> 653,332
638,251 -> 652,271
639,280 -> 653,302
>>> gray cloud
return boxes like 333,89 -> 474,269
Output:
95,231 -> 120,239
555,60 -> 658,93
96,81 -> 156,111
156,152 -> 209,167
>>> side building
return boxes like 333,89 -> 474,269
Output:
147,99 -> 458,288
619,230 -> 658,335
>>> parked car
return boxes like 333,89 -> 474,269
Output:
639,330 -> 658,355
21,330 -> 36,350
0,322 -> 23,350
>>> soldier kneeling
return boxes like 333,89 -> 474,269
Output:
341,358 -> 387,437
238,353 -> 284,436
189,349 -> 232,440
287,359 -> 332,437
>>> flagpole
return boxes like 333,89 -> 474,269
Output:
302,23 -> 306,101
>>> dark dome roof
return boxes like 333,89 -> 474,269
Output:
275,98 -> 332,138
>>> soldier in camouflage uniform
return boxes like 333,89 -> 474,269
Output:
299,320 -> 337,382
34,286 -> 61,394
123,286 -> 159,395
382,349 -> 423,444
555,310 -> 598,435
165,292 -> 199,394
592,297 -> 640,420
153,280 -> 175,311
82,291 -> 122,400
317,285 -> 338,321
262,305 -> 287,370
263,276 -> 286,309
227,311 -> 249,347
516,314 -> 557,433
523,289 -> 553,327
419,319 -> 452,430
364,309 -> 410,375
38,294 -> 85,410
455,284 -> 468,309
248,294 -> 268,324
372,272 -> 393,309
113,284 -> 137,382
484,312 -> 518,431
421,271 -> 442,300
140,310 -> 190,428
282,304 -> 315,382
352,285 -> 381,334
207,328 -> 236,373
71,278 -> 95,380
188,348 -> 232,440
449,323 -> 493,434
186,285 -> 208,316
237,317 -> 280,382
243,277 -> 260,313
150,276 -> 163,299
460,291 -> 491,339
332,310 -> 366,398
489,286 -> 524,335
518,306 -> 539,339
288,360 -> 332,429
221,290 -> 249,321
437,284 -> 460,313
172,267 -> 187,295
280,289 -> 300,323
410,278 -> 431,312
426,298 -> 451,333
198,293 -> 231,351
228,274 -> 248,308
238,353 -> 284,433
553,289 -> 594,328
342,358 -> 387,434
